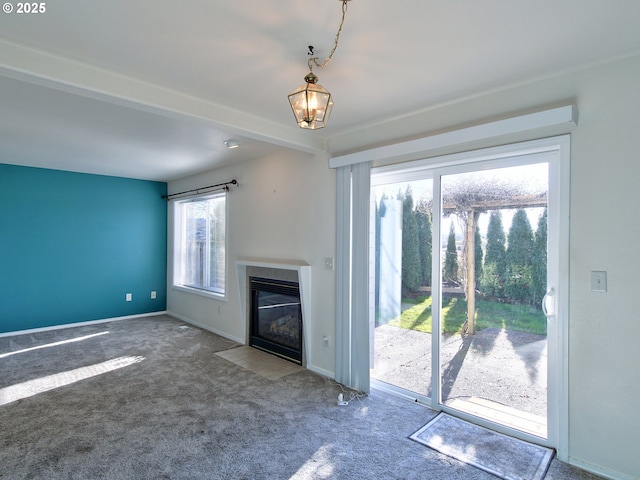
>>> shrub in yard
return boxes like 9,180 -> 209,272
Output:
480,211 -> 506,296
443,223 -> 459,283
416,199 -> 432,287
401,188 -> 422,292
531,208 -> 548,306
505,209 -> 534,303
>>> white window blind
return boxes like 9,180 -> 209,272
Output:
335,161 -> 371,393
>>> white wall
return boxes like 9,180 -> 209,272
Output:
566,58 -> 640,480
168,54 -> 640,478
331,55 -> 640,480
167,150 -> 336,376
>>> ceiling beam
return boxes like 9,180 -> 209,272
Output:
0,39 -> 326,154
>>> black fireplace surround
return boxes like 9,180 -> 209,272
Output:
249,276 -> 303,364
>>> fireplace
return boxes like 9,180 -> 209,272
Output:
249,276 -> 303,364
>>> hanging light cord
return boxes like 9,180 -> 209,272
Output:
308,0 -> 350,72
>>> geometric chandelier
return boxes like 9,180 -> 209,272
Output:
288,0 -> 352,130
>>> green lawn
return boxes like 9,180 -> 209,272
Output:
386,296 -> 547,335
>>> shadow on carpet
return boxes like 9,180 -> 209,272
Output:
410,413 -> 554,480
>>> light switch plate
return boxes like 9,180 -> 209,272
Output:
591,271 -> 607,292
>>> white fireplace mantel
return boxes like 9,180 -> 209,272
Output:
236,259 -> 312,366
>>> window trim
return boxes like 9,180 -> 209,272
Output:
172,191 -> 227,300
171,284 -> 226,301
329,105 -> 576,169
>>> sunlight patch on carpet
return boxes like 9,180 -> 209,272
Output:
0,331 -> 109,359
290,444 -> 335,479
410,413 -> 553,480
0,356 -> 144,406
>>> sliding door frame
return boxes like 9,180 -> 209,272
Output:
370,135 -> 570,458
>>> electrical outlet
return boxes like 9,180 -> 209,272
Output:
324,257 -> 334,270
151,291 -> 157,299
126,293 -> 132,302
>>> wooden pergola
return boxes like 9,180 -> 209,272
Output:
443,193 -> 547,334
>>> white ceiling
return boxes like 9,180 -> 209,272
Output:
2,0 -> 640,181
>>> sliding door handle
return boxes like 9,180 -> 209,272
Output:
542,288 -> 555,318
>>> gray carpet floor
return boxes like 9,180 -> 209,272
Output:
0,315 -> 601,479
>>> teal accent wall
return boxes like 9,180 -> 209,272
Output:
0,164 -> 167,334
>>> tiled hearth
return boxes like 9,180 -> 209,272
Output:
215,346 -> 303,380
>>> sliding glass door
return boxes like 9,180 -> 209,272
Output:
370,177 -> 434,400
437,163 -> 549,438
370,137 -> 568,447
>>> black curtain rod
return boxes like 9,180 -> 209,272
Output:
162,179 -> 238,200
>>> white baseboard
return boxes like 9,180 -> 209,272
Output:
0,311 -> 168,338
306,364 -> 335,380
568,457 -> 634,480
166,311 -> 245,345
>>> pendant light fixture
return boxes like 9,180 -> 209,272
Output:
288,0 -> 352,130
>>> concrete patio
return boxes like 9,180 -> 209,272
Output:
371,324 -> 547,436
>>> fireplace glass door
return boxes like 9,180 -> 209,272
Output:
249,277 -> 302,364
